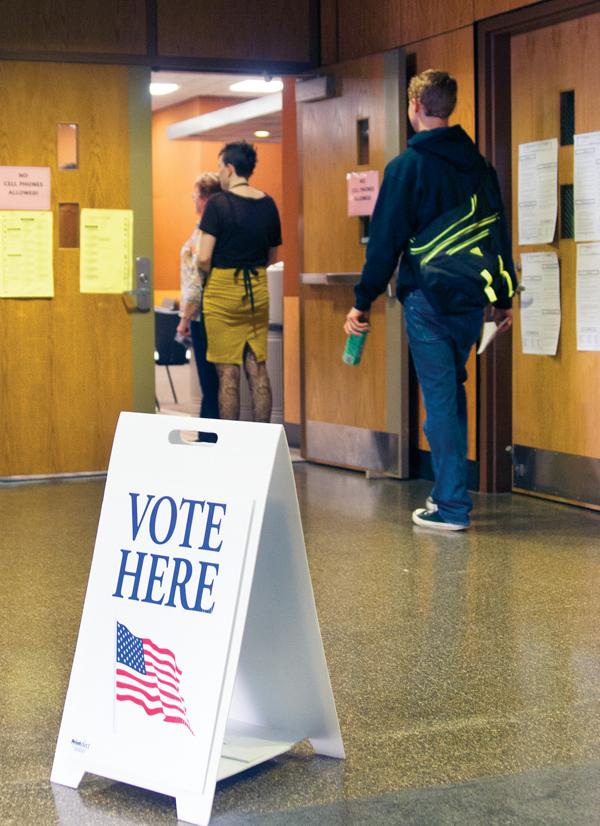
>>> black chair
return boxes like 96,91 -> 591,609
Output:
154,309 -> 189,407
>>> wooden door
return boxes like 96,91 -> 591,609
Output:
0,62 -> 154,477
299,52 -> 409,475
299,42 -> 479,479
510,14 -> 600,506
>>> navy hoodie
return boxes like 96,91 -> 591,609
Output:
354,125 -> 516,312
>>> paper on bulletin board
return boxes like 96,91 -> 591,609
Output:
576,242 -> 600,351
0,210 -> 54,297
574,132 -> 600,242
519,251 -> 561,356
518,139 -> 558,245
80,208 -> 133,294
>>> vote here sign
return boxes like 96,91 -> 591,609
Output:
51,414 -> 258,822
52,412 -> 344,826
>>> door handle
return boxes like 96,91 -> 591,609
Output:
125,257 -> 152,313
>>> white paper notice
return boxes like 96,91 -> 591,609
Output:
518,139 -> 558,245
519,252 -> 561,355
0,210 -> 54,297
574,132 -> 600,242
576,243 -> 600,351
80,208 -> 133,294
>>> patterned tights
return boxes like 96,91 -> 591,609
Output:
216,345 -> 272,423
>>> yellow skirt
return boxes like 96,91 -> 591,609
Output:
203,266 -> 269,364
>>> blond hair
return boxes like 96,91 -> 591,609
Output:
408,70 -> 457,119
194,172 -> 221,200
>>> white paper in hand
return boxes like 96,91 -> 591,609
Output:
477,321 -> 500,354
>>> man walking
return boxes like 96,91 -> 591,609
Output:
345,69 -> 516,531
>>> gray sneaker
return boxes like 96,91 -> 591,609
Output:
412,508 -> 468,531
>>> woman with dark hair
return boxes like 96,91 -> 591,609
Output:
176,171 -> 222,420
197,141 -> 281,422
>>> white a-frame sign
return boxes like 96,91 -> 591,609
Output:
51,412 -> 344,825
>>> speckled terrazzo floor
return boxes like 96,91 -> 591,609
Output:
2,464 -> 600,825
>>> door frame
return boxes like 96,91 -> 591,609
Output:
476,0 -> 600,492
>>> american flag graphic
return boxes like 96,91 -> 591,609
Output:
115,622 -> 194,734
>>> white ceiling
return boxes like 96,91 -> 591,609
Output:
151,70 -> 283,142
150,71 -> 265,110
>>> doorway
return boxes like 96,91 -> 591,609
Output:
150,70 -> 287,424
478,0 -> 600,508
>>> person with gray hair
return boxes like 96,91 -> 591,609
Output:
345,69 -> 516,531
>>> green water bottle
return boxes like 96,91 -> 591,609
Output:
342,330 -> 369,365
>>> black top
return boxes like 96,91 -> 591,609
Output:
354,125 -> 516,311
200,191 -> 282,268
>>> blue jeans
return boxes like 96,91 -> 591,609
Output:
403,290 -> 483,525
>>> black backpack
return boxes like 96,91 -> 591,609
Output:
406,166 -> 515,314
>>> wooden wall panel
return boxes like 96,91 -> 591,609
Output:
511,14 -> 600,458
320,0 -> 340,66
301,54 -> 388,432
157,0 -> 313,63
409,27 -> 479,461
0,0 -> 318,68
0,62 -> 134,475
0,0 -> 146,54
337,0 -> 474,62
0,0 -> 557,70
475,0 -> 540,20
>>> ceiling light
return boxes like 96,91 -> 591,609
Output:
229,78 -> 283,94
149,82 -> 180,96
254,130 -> 271,138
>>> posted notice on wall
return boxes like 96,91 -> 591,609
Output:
519,251 -> 561,356
576,243 -> 600,351
0,166 -> 51,211
574,132 -> 600,242
346,171 -> 379,217
80,209 -> 133,294
0,210 -> 54,298
518,139 -> 558,245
